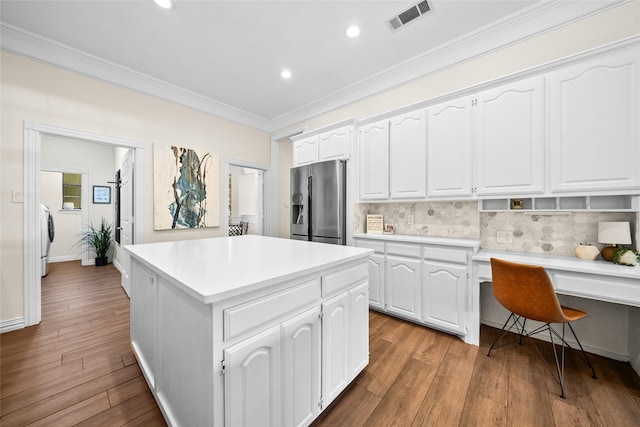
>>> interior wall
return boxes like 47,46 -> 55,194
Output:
40,170 -> 82,261
42,134 -> 116,259
278,139 -> 293,239
1,52 -> 270,322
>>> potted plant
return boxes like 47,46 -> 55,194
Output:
82,217 -> 113,266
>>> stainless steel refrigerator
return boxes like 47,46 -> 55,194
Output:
290,159 -> 346,245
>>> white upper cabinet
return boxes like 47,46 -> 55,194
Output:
549,49 -> 640,194
359,120 -> 389,200
427,97 -> 474,198
474,76 -> 545,196
292,135 -> 318,166
318,125 -> 351,162
389,109 -> 427,199
292,125 -> 352,167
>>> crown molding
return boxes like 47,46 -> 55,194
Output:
0,23 -> 272,131
269,0 -> 628,131
0,1 -> 628,134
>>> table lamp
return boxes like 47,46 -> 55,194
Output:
598,222 -> 631,261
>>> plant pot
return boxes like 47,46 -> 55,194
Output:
95,256 -> 109,266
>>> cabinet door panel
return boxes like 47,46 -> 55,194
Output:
225,326 -> 282,427
422,262 -> 467,334
549,49 -> 639,192
283,308 -> 320,427
359,121 -> 389,200
427,97 -> 473,198
293,136 -> 318,166
350,282 -> 370,378
322,292 -> 351,406
386,256 -> 421,320
367,253 -> 385,310
389,110 -> 427,199
319,126 -> 351,161
475,76 -> 545,196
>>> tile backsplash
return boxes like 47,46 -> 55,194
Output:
354,201 -> 637,257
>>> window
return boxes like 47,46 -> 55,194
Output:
63,173 -> 82,209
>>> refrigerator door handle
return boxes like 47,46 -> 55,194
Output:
307,175 -> 312,239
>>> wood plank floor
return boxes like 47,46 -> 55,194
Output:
0,261 -> 166,426
2,260 -> 640,426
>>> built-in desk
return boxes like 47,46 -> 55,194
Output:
471,249 -> 640,375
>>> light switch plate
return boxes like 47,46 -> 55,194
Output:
496,230 -> 513,244
12,190 -> 24,203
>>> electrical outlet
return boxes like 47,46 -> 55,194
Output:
408,215 -> 414,225
496,230 -> 513,244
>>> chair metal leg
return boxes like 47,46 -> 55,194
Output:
567,323 -> 597,379
488,313 -> 516,356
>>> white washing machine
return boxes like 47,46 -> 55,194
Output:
41,204 -> 55,277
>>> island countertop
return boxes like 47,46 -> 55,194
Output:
124,235 -> 373,304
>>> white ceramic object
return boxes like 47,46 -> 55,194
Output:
575,244 -> 600,260
63,202 -> 74,210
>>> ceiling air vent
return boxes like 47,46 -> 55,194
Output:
387,0 -> 431,32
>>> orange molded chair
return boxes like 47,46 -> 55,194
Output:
487,258 -> 597,398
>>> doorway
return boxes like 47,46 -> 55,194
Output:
23,122 -> 144,327
224,161 -> 267,237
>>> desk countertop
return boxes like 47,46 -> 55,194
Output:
125,235 -> 372,303
473,249 -> 640,280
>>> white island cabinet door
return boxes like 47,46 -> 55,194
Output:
427,97 -> 473,198
321,291 -> 351,407
225,325 -> 283,427
350,282 -> 370,379
283,308 -> 321,427
474,76 -> 545,196
549,49 -> 639,193
389,109 -> 427,199
359,120 -> 389,200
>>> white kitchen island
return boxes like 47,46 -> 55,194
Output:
125,235 -> 373,427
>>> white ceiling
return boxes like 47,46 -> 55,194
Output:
0,0 -> 624,132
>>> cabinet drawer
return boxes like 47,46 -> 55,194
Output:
423,247 -> 468,265
554,273 -> 640,307
475,263 -> 492,282
224,279 -> 319,340
387,243 -> 421,258
322,263 -> 368,297
355,239 -> 385,254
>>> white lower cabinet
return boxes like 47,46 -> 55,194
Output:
283,308 -> 321,427
386,255 -> 421,321
367,253 -> 385,310
321,282 -> 369,408
224,325 -> 284,427
422,261 -> 467,335
355,236 -> 478,340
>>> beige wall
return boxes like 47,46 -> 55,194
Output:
1,53 -> 270,322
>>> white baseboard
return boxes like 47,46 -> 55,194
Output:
48,255 -> 81,263
112,258 -> 123,273
481,319 -> 628,362
1,317 -> 25,334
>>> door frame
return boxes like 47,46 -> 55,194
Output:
23,121 -> 144,327
222,159 -> 268,237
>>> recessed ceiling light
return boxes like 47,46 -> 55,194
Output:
346,25 -> 361,38
154,0 -> 174,10
281,69 -> 292,79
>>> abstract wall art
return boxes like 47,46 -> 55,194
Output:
153,143 -> 220,230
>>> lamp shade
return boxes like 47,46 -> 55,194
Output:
598,222 -> 632,245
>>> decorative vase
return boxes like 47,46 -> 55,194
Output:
575,245 -> 600,260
